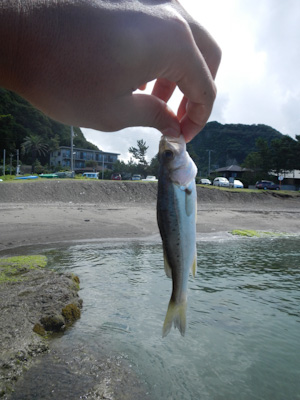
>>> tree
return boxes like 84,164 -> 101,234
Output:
295,135 -> 300,169
22,134 -> 48,172
147,154 -> 159,176
255,138 -> 271,175
269,137 -> 295,174
85,160 -> 98,170
128,139 -> 149,166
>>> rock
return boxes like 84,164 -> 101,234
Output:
62,303 -> 81,324
0,255 -> 83,397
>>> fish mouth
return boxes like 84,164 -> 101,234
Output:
159,135 -> 186,156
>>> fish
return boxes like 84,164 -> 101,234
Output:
157,134 -> 198,337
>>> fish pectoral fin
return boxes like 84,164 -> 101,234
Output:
184,183 -> 195,217
162,299 -> 187,338
191,255 -> 197,278
163,250 -> 172,279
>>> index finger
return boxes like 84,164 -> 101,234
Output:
173,1 -> 222,79
176,44 -> 217,142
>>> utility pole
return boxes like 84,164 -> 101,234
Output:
9,153 -> 13,175
206,149 -> 214,176
16,149 -> 19,175
2,149 -> 5,176
70,126 -> 74,173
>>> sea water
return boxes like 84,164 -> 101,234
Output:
9,237 -> 300,399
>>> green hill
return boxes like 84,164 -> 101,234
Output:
0,88 -> 98,167
188,121 -> 283,175
0,87 -> 294,176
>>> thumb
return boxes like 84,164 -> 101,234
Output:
110,93 -> 180,137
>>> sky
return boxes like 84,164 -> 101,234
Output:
82,0 -> 300,162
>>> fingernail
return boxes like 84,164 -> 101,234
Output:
162,127 -> 180,138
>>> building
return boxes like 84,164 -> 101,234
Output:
214,164 -> 252,179
269,169 -> 300,190
50,146 -> 119,173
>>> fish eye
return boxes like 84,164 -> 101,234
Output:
163,150 -> 174,160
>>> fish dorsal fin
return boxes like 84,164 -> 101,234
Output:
163,249 -> 172,279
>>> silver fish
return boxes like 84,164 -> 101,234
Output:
157,135 -> 197,337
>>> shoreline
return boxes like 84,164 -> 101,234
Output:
1,198 -> 300,252
1,181 -> 300,398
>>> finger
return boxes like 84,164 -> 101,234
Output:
175,44 -> 217,142
97,93 -> 181,137
138,83 -> 147,91
180,101 -> 212,142
152,78 -> 177,103
188,24 -> 221,79
172,2 -> 222,79
177,95 -> 188,121
177,94 -> 212,142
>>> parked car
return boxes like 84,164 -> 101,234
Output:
111,173 -> 122,180
213,177 -> 230,187
255,180 -> 280,190
131,174 -> 142,181
200,178 -> 211,185
229,179 -> 244,189
142,176 -> 158,182
82,172 -> 99,179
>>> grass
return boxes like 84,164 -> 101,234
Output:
0,255 -> 47,283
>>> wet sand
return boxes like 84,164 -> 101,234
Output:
1,180 -> 300,253
1,199 -> 300,252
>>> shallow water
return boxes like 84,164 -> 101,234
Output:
9,237 -> 300,399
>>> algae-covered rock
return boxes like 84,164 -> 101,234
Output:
62,303 -> 81,324
0,255 -> 47,283
0,254 -> 83,398
32,323 -> 46,337
40,314 -> 66,332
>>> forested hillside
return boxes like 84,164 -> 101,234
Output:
188,121 -> 283,174
0,88 -> 98,166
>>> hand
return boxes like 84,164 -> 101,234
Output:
0,0 -> 221,142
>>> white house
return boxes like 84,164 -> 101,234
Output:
50,146 -> 119,172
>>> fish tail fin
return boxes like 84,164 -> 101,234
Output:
162,299 -> 187,338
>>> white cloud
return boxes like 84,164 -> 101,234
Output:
82,126 -> 161,162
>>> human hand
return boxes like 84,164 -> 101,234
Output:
0,0 -> 221,142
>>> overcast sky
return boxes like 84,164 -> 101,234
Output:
82,0 -> 300,162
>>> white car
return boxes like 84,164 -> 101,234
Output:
131,174 -> 141,181
213,177 -> 230,187
200,178 -> 211,185
142,176 -> 158,182
230,179 -> 244,189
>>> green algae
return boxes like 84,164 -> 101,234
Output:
33,323 -> 47,337
70,274 -> 80,290
231,229 -> 288,238
62,303 -> 81,324
0,255 -> 47,283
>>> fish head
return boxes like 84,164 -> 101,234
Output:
159,135 -> 197,186
159,135 -> 186,170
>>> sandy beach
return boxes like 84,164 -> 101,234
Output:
0,180 -> 300,252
